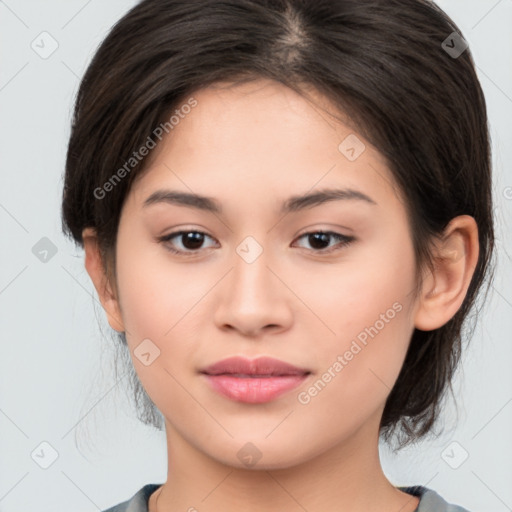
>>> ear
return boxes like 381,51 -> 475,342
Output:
414,215 -> 479,331
82,227 -> 125,333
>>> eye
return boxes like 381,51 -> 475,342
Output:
158,230 -> 217,256
292,231 -> 355,254
157,229 -> 355,257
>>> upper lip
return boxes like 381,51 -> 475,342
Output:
200,356 -> 311,377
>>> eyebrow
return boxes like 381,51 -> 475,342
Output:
142,187 -> 377,215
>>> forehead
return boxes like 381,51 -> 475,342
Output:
128,78 -> 402,215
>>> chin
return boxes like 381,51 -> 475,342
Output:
207,439 -> 317,471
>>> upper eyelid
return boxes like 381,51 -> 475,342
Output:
160,228 -> 354,248
161,229 -> 216,242
161,228 -> 350,239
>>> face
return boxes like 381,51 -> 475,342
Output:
107,79 -> 422,469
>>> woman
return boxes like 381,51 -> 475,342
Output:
61,0 -> 494,510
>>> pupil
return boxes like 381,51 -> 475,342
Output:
183,232 -> 204,249
309,233 -> 330,249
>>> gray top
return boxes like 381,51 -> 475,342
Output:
101,484 -> 472,512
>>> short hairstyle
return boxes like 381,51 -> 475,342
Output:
61,0 -> 495,449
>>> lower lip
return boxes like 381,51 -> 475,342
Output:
202,374 -> 309,403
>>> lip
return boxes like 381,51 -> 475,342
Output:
199,356 -> 311,404
200,356 -> 310,377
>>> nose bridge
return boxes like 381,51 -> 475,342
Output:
213,232 -> 291,334
230,234 -> 276,301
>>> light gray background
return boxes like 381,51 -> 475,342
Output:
1,1 -> 511,511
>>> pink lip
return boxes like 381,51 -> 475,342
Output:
199,356 -> 311,404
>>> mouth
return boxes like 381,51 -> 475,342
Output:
203,373 -> 311,377
199,356 -> 312,403
200,355 -> 311,377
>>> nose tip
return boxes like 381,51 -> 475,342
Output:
213,256 -> 293,337
220,320 -> 284,338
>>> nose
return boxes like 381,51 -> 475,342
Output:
213,244 -> 293,337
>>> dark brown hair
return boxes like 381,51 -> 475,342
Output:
61,0 -> 495,449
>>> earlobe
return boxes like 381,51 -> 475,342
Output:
414,215 -> 479,332
82,227 -> 125,333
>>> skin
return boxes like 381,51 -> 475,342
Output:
83,78 -> 479,512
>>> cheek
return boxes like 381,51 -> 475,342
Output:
299,240 -> 414,344
113,239 -> 201,411
298,239 -> 416,403
296,295 -> 413,442
115,234 -> 207,338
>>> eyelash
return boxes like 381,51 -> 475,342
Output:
157,229 -> 355,257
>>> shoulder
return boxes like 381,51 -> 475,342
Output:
101,483 -> 163,512
398,485 -> 473,512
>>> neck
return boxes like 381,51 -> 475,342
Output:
151,416 -> 419,512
